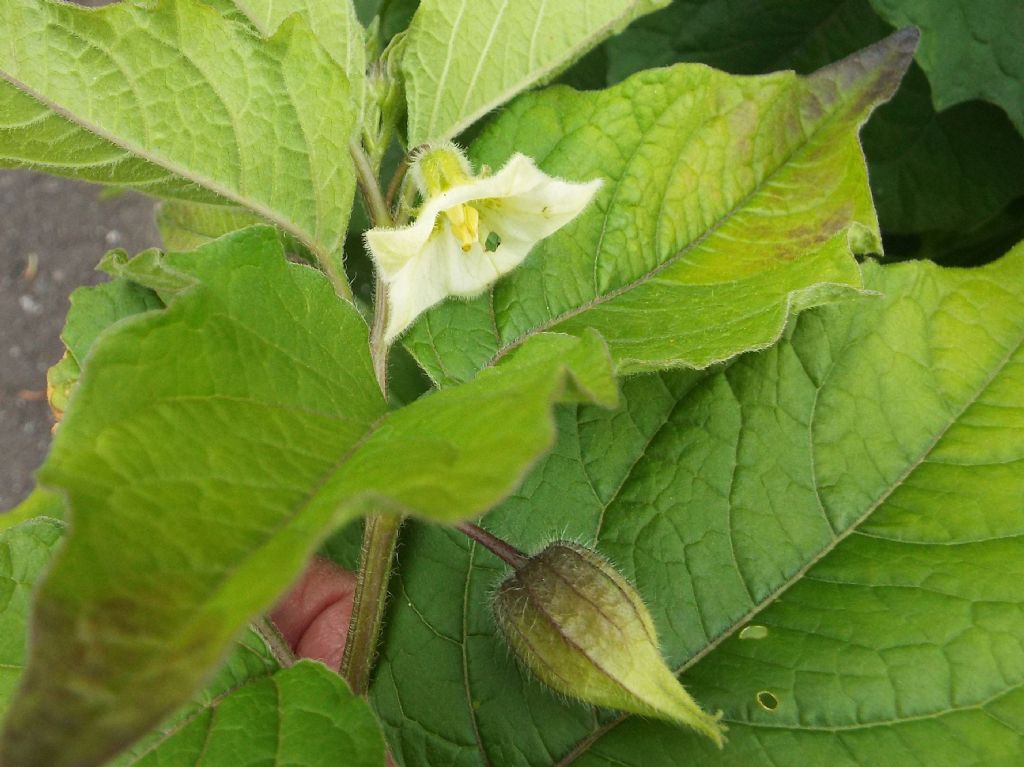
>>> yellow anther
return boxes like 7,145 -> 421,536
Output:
445,203 -> 480,252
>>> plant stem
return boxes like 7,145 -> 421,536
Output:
384,154 -> 411,214
253,615 -> 296,668
350,138 -> 394,400
341,139 -> 407,695
340,512 -> 403,695
350,139 -> 393,229
456,522 -> 528,568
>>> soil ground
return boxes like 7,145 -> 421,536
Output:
0,171 -> 159,508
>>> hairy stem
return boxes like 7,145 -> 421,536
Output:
350,139 -> 394,400
341,513 -> 403,695
341,140 -> 407,695
253,615 -> 296,668
456,522 -> 528,568
351,139 -> 394,230
384,154 -> 411,215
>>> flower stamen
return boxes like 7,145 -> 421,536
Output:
444,203 -> 480,253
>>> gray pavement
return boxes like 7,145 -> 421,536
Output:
0,171 -> 159,508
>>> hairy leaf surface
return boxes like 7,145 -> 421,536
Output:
401,0 -> 669,144
0,0 -> 361,272
603,0 -> 1024,235
0,84 -> 223,204
405,31 -> 917,384
229,0 -> 366,77
0,227 -> 615,767
373,245 -> 1024,766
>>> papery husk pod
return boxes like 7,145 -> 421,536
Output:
493,541 -> 725,746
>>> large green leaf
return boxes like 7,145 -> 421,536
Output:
109,626 -> 281,766
113,662 -> 385,767
0,0 -> 361,274
869,0 -> 1024,135
0,83 -> 223,204
0,519 -> 63,722
0,521 -> 383,767
372,243 -> 1024,766
229,0 -> 366,77
0,226 -> 615,767
400,0 -> 669,144
602,0 -> 1024,236
405,30 -> 916,384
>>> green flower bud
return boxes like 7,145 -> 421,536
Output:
493,541 -> 725,746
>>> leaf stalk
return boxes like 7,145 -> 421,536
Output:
341,140 -> 409,696
456,522 -> 527,568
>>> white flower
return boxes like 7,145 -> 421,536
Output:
365,148 -> 602,343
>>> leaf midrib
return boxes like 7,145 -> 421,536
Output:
485,67 -> 863,370
0,73 -> 326,260
414,0 -> 655,142
725,681 -> 1024,733
555,314 -> 1024,766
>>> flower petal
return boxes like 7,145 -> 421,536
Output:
364,213 -> 437,280
367,151 -> 602,342
383,226 -> 463,342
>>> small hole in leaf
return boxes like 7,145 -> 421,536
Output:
739,625 -> 768,640
756,691 -> 779,711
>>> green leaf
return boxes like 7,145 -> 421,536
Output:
0,519 -> 63,722
62,280 -> 164,367
113,662 -> 385,767
109,626 -> 282,766
228,0 -> 367,79
405,31 -> 917,385
333,329 -> 617,521
603,0 -> 1024,237
372,243 -> 1024,766
400,0 -> 669,144
0,520 -> 384,767
0,0 -> 361,274
0,83 -> 224,204
156,200 -> 269,251
155,200 -> 321,266
45,276 -> 163,419
0,227 -> 615,767
869,0 -> 1024,135
0,491 -> 64,533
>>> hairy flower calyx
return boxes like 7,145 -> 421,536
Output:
493,541 -> 726,746
365,144 -> 602,342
